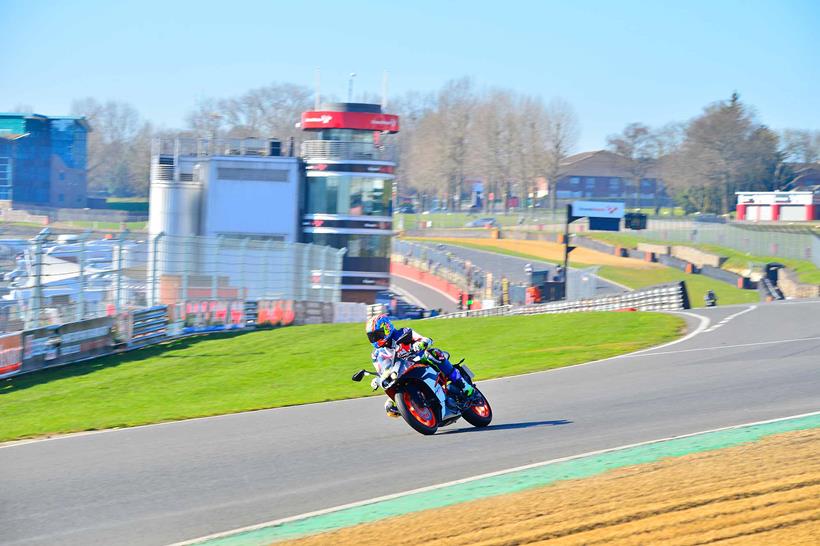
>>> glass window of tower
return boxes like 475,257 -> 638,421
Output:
307,176 -> 392,216
317,129 -> 374,143
303,233 -> 391,257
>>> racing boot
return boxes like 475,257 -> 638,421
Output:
448,368 -> 475,398
384,398 -> 400,418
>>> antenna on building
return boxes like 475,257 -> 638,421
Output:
348,72 -> 356,102
315,67 -> 321,109
381,70 -> 389,110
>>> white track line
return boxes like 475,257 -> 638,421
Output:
630,335 -> 820,357
624,310 -> 711,357
171,409 -> 820,546
703,305 -> 757,333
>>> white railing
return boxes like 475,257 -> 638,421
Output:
301,140 -> 395,162
429,282 -> 688,320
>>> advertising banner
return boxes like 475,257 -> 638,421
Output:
571,201 -> 625,219
0,332 -> 23,379
256,300 -> 296,327
56,317 -> 114,364
181,300 -> 245,334
21,325 -> 60,372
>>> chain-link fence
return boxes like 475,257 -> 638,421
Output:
640,219 -> 816,261
0,229 -> 343,333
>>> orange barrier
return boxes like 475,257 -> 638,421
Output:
391,261 -> 466,304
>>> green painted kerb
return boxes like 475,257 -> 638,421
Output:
197,413 -> 820,546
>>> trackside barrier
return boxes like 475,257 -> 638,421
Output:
367,304 -> 387,319
3,299 -> 372,380
429,282 -> 690,320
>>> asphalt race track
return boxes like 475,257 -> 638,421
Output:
410,241 -> 626,295
2,301 -> 819,545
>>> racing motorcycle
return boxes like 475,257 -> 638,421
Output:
352,346 -> 493,435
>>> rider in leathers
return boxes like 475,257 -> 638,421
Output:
366,314 -> 474,418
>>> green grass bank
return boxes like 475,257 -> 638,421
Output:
0,312 -> 683,442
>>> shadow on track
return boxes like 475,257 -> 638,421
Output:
441,419 -> 572,434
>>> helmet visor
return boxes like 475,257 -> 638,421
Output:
367,329 -> 386,344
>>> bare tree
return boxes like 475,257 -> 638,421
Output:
607,122 -> 657,209
781,129 -> 820,164
543,98 -> 580,215
71,98 -> 150,195
436,77 -> 476,209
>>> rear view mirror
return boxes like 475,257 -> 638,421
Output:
352,370 -> 367,382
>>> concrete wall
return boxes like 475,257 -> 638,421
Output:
637,243 -> 670,255
671,246 -> 726,268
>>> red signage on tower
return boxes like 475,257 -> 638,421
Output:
301,111 -> 400,132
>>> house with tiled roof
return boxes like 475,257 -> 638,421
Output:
551,149 -> 671,207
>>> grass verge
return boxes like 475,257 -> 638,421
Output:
0,313 -> 682,442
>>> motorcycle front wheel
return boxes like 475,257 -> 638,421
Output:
461,386 -> 493,428
396,383 -> 440,435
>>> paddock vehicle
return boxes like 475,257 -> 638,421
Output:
352,347 -> 492,435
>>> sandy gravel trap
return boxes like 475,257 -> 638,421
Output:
281,428 -> 820,546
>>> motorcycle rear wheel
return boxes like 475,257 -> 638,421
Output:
396,384 -> 439,435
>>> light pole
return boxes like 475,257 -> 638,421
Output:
347,72 -> 356,102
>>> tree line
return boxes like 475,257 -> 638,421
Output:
33,81 -> 819,215
606,93 -> 820,214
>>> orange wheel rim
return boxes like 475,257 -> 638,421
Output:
403,392 -> 436,427
472,398 -> 490,418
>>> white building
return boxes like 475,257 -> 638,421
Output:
735,191 -> 819,222
149,138 -> 301,242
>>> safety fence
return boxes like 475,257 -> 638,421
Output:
0,299 -> 367,380
429,281 -> 690,320
405,216 -> 818,263
0,229 -> 344,334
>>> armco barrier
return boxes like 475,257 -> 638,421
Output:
658,254 -> 692,272
573,237 -> 617,255
699,265 -> 745,287
3,298 -> 374,380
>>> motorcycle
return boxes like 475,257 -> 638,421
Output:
352,346 -> 493,435
704,290 -> 718,307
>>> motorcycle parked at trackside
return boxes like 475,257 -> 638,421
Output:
352,347 -> 493,435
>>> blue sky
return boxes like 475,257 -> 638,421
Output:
1,0 -> 817,150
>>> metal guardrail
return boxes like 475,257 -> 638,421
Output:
429,282 -> 689,319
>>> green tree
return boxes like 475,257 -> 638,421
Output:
664,93 -> 781,214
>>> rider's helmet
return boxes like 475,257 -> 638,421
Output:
366,314 -> 394,348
